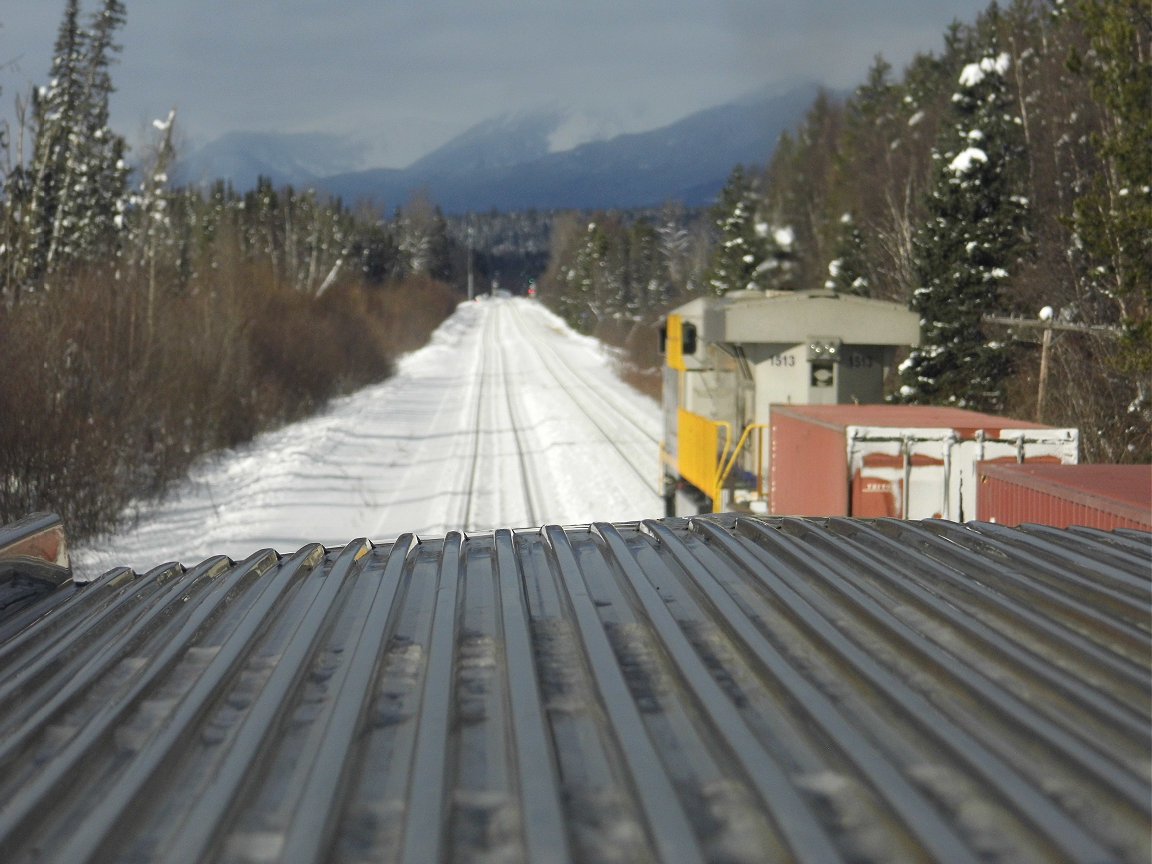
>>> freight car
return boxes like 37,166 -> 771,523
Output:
768,404 -> 1078,521
977,462 -> 1152,530
659,289 -> 920,515
659,290 -> 1080,519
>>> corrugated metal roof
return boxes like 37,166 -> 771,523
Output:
0,515 -> 1148,863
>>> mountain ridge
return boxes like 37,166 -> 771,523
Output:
177,82 -> 822,211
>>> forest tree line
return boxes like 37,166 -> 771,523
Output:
539,0 -> 1150,464
0,0 -> 471,538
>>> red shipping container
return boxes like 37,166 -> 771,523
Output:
769,404 -> 1079,520
976,463 -> 1151,530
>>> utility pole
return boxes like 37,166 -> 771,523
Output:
983,309 -> 1121,422
1037,321 -> 1054,422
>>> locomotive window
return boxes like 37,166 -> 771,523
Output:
682,322 -> 697,355
658,325 -> 667,354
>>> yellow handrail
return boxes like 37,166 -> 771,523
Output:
711,423 -> 770,512
676,413 -> 774,512
715,420 -> 734,490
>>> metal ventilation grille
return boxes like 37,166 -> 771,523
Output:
0,516 -> 1148,863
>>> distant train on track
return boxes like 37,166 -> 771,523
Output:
657,289 -> 1147,529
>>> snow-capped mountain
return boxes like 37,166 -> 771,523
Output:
177,82 -> 821,211
401,109 -> 566,178
174,131 -> 374,189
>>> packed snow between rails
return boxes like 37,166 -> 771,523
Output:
76,298 -> 664,577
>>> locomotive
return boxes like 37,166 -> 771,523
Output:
659,289 -> 1080,520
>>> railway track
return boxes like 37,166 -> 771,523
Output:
456,305 -> 541,531
511,305 -> 661,446
75,296 -> 666,572
509,302 -> 662,497
490,309 -> 544,527
452,299 -> 663,529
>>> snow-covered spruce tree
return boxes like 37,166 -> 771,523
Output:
19,0 -> 87,289
827,212 -> 870,295
550,220 -> 605,332
71,0 -> 130,265
626,218 -> 666,317
566,220 -> 612,330
761,91 -> 842,293
15,0 -> 129,289
899,48 -> 1029,412
753,223 -> 799,292
655,202 -> 694,295
705,165 -> 770,295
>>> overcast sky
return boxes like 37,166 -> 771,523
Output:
3,1 -> 992,168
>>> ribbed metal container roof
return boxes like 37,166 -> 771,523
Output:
1,515 -> 1149,863
770,403 -> 1057,435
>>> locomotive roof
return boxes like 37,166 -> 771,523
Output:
670,289 -> 921,348
0,513 -> 1148,862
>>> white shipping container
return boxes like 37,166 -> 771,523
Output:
769,405 -> 1079,520
844,426 -> 1080,521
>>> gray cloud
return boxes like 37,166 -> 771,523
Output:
3,1 -> 991,167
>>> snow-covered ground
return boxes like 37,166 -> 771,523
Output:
74,298 -> 664,579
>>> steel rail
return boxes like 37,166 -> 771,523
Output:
509,302 -> 661,448
511,304 -> 663,449
509,302 -> 661,495
456,304 -> 494,531
489,305 -> 542,528
458,304 -> 541,531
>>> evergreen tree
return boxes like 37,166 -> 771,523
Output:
567,219 -> 610,328
655,201 -> 693,295
351,219 -> 401,286
396,192 -> 451,280
22,0 -> 86,286
705,165 -> 770,295
12,0 -> 129,287
74,0 -> 130,262
762,89 -> 843,292
1067,0 -> 1152,389
827,212 -> 870,295
844,54 -> 936,301
900,44 -> 1029,411
626,218 -> 666,315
